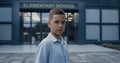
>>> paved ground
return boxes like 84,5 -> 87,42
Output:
0,44 -> 120,63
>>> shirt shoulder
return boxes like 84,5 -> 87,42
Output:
36,37 -> 51,52
38,35 -> 52,47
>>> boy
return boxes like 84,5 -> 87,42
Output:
35,8 -> 69,63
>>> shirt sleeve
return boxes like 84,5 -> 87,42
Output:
35,42 -> 50,63
66,43 -> 70,63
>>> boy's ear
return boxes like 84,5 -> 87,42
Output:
48,21 -> 51,28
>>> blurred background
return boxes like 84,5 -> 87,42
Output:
0,0 -> 120,45
0,0 -> 120,63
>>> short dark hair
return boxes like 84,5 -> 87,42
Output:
49,8 -> 65,21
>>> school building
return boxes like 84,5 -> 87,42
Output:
0,0 -> 120,45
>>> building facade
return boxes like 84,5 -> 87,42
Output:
0,0 -> 120,45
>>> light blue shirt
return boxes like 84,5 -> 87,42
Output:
35,33 -> 69,63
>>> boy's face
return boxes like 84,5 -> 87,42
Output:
48,15 -> 66,36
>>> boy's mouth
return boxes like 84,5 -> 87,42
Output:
58,29 -> 63,31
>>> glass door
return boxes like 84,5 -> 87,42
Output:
31,12 -> 41,44
41,13 -> 49,39
64,12 -> 79,43
22,12 -> 31,44
21,11 -> 78,44
21,12 -> 49,45
21,12 -> 41,45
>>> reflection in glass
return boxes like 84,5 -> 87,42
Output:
23,12 -> 31,44
32,12 -> 40,22
42,13 -> 48,23
63,12 -> 78,43
23,24 -> 30,44
22,12 -> 78,44
32,12 -> 40,44
42,13 -> 49,39
24,12 -> 30,23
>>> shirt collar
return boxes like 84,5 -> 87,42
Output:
48,33 -> 65,44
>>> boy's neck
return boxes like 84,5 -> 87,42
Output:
50,32 -> 61,40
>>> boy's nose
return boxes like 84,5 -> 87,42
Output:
58,23 -> 63,28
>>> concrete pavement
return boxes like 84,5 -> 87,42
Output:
0,44 -> 120,63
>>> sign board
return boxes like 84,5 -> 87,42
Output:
20,2 -> 78,9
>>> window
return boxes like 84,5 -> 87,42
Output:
86,25 -> 100,41
102,25 -> 119,40
0,7 -> 12,22
86,9 -> 100,41
102,9 -> 119,41
0,7 -> 12,40
102,9 -> 119,23
0,25 -> 11,40
86,9 -> 119,42
86,9 -> 100,23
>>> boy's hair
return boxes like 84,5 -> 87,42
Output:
49,8 -> 65,21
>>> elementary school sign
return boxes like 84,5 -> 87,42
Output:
20,2 -> 78,9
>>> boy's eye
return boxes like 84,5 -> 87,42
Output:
62,21 -> 66,25
54,20 -> 66,25
54,21 -> 59,24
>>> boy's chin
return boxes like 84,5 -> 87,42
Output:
56,32 -> 63,36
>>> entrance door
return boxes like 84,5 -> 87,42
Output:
20,11 -> 79,45
21,12 -> 40,45
20,12 -> 49,45
64,12 -> 79,43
